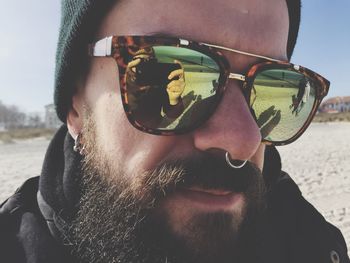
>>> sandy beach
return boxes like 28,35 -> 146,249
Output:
1,122 -> 349,250
278,122 -> 350,251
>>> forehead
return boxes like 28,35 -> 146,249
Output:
97,0 -> 289,61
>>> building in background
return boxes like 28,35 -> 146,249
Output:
0,123 -> 6,132
319,96 -> 350,113
45,104 -> 62,129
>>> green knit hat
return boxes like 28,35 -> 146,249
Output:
54,0 -> 115,123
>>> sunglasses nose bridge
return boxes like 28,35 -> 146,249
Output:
226,72 -> 251,105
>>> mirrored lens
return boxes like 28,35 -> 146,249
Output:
125,46 -> 221,132
250,68 -> 317,142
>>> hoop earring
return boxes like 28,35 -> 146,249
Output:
225,152 -> 247,169
73,133 -> 85,155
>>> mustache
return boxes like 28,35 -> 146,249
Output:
135,152 -> 264,203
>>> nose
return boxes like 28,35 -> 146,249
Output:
192,80 -> 262,161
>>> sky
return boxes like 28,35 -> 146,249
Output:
0,1 -> 349,114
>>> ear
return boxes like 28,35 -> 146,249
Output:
67,93 -> 84,139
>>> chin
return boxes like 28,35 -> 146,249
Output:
150,207 -> 246,263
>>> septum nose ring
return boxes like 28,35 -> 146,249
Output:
225,152 -> 247,169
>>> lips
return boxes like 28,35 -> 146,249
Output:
186,187 -> 233,196
173,187 -> 245,212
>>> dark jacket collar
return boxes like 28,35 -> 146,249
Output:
38,125 -> 82,244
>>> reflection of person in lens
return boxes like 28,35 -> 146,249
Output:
257,106 -> 282,139
290,77 -> 310,116
126,47 -> 186,127
251,102 -> 282,139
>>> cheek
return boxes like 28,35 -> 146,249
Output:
92,91 -> 180,179
83,58 -> 140,174
84,58 -> 119,105
93,92 -> 139,172
83,58 -> 134,172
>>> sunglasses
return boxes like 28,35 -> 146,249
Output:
88,36 -> 330,145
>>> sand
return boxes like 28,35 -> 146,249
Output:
1,122 -> 349,250
278,122 -> 350,251
0,137 -> 49,202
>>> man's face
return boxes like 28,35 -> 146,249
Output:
68,0 -> 289,262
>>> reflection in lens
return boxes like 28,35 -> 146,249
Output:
125,46 -> 221,132
251,69 -> 316,142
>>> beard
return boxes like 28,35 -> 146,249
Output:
66,110 -> 267,263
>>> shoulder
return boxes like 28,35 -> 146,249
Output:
0,177 -> 40,262
0,176 -> 40,225
268,172 -> 350,262
0,177 -> 73,263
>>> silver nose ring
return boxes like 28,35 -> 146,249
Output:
225,152 -> 247,169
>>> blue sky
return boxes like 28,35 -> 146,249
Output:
0,1 -> 349,113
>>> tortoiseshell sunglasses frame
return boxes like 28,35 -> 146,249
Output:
88,35 -> 330,146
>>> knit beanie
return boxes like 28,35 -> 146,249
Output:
54,0 -> 115,123
54,0 -> 300,123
